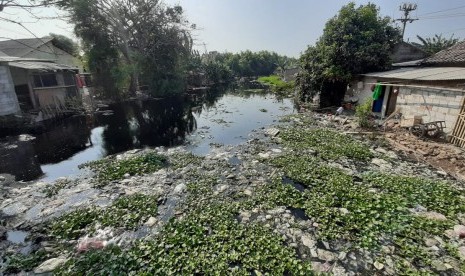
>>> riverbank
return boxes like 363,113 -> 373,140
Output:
1,111 -> 465,275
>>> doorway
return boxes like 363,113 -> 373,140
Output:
385,86 -> 399,116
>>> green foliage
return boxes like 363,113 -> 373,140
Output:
253,178 -> 304,208
50,194 -> 159,240
271,155 -> 352,186
56,204 -> 312,275
297,2 -> 400,102
203,50 -> 298,78
42,179 -> 69,197
203,61 -> 232,84
258,75 -> 285,85
100,194 -> 159,229
50,207 -> 99,240
258,75 -> 295,94
412,34 -> 460,55
279,128 -> 373,160
271,150 -> 464,256
49,33 -> 78,55
266,119 -> 465,273
80,152 -> 167,186
265,120 -> 465,273
61,0 -> 193,98
355,98 -> 374,128
363,173 -> 465,216
169,152 -> 204,169
3,250 -> 49,274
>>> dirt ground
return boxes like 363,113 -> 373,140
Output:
384,129 -> 465,182
328,113 -> 465,183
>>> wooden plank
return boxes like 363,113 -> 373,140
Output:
451,135 -> 465,143
451,97 -> 465,149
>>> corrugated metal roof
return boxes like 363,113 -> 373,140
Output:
9,61 -> 78,71
363,67 -> 465,81
392,59 -> 423,67
0,37 -> 54,57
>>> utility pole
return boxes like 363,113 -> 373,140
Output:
396,3 -> 418,40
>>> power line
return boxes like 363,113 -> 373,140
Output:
0,36 -> 70,57
420,14 -> 465,20
418,4 -> 465,16
0,16 -> 57,54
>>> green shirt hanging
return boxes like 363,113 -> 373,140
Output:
372,84 -> 382,100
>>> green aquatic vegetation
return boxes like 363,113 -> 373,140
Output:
253,178 -> 304,208
302,177 -> 411,247
99,194 -> 159,229
49,194 -> 158,240
363,173 -> 465,216
3,250 -> 50,274
169,152 -> 203,169
269,152 -> 463,249
187,177 -> 216,193
257,75 -> 295,93
55,245 -> 125,275
391,217 -> 456,273
42,180 -> 69,197
56,204 -> 312,275
49,207 -> 99,240
271,155 -> 351,187
279,128 -> 373,160
80,152 -> 167,185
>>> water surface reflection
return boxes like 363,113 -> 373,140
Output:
0,87 -> 295,181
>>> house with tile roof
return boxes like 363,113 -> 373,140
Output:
346,41 -> 465,147
422,41 -> 465,67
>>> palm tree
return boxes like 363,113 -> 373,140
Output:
411,34 -> 460,55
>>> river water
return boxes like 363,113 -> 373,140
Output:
0,87 -> 295,182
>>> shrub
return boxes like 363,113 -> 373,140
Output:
355,99 -> 374,128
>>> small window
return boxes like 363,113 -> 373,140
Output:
33,75 -> 42,87
33,74 -> 58,88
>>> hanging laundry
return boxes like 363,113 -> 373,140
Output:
372,83 -> 382,100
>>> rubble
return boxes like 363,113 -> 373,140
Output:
0,111 -> 464,275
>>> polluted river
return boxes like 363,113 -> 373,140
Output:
0,87 -> 295,182
2,87 -> 465,275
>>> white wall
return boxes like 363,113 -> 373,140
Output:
0,65 -> 21,115
396,87 -> 465,134
347,77 -> 377,105
348,77 -> 465,131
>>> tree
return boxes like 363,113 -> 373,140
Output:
60,0 -> 193,98
49,33 -> 78,55
297,2 -> 401,107
201,50 -> 297,78
0,0 -> 62,13
411,34 -> 460,55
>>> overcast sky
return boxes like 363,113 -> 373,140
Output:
1,0 -> 465,57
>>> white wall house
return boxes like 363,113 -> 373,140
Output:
346,41 -> 465,148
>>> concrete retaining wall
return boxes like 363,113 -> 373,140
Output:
396,87 -> 465,134
0,65 -> 21,116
